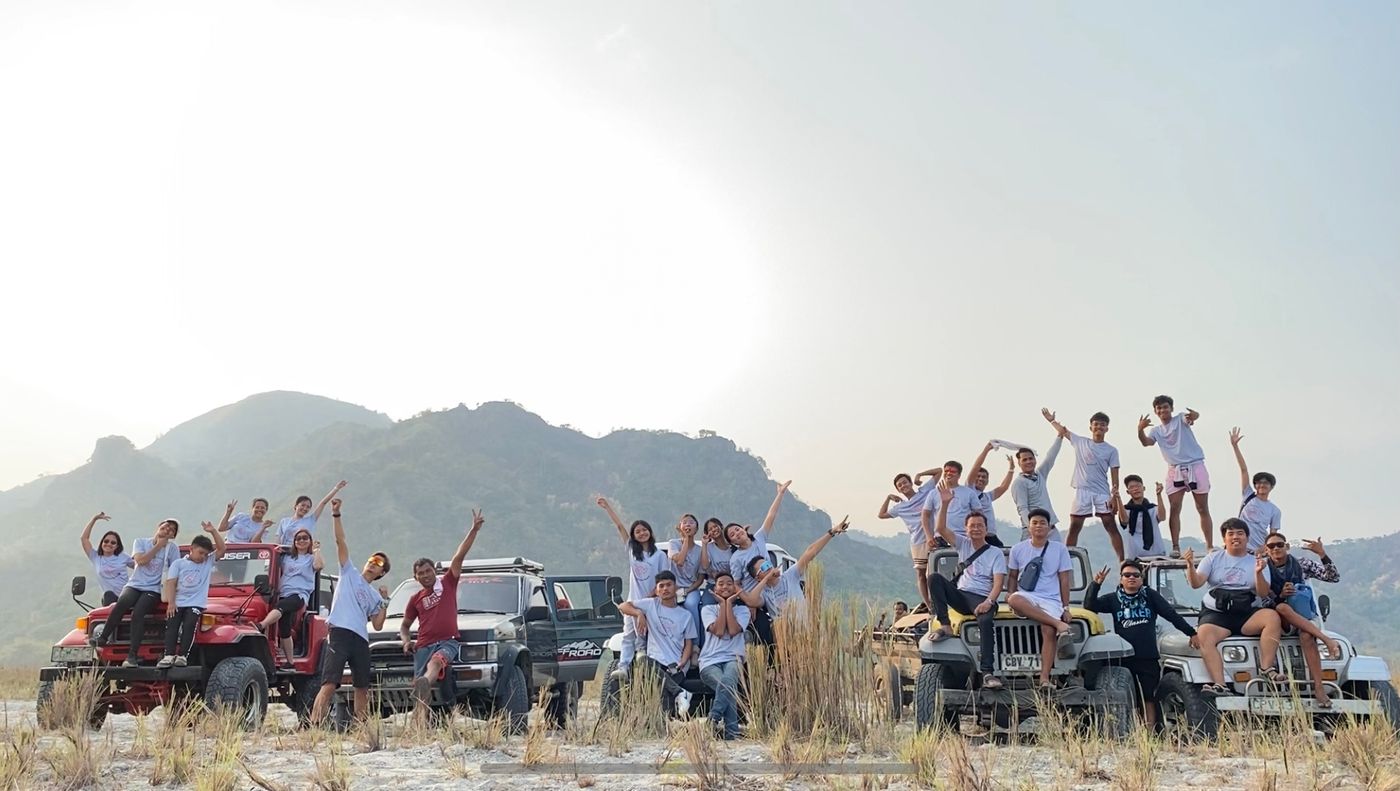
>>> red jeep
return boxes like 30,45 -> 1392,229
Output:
39,542 -> 331,729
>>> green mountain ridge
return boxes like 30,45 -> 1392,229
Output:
2,391 -> 1396,665
0,392 -> 908,665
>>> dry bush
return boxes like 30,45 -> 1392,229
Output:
457,711 -> 509,751
41,730 -> 99,791
354,712 -> 385,753
1331,715 -> 1400,791
150,703 -> 201,785
0,726 -> 38,790
598,661 -> 666,756
309,739 -> 351,791
673,718 -> 726,790
523,688 -> 558,768
1114,726 -> 1160,791
37,670 -> 104,731
193,712 -> 245,791
1251,765 -> 1279,791
901,727 -> 943,787
941,735 -> 992,791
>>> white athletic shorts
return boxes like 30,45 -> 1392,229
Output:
1071,490 -> 1112,517
1014,591 -> 1067,620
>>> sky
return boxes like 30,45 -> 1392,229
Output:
2,2 -> 1398,542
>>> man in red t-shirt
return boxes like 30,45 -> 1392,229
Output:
401,509 -> 485,723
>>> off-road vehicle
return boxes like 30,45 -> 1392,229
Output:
40,542 -> 332,729
333,557 -> 622,732
872,545 -> 1137,737
1146,557 -> 1399,737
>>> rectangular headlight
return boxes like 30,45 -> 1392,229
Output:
963,625 -> 980,646
1222,645 -> 1249,664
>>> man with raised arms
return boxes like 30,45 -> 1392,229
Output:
1008,437 -> 1065,542
1044,408 -> 1125,562
878,472 -> 937,611
1138,395 -> 1212,555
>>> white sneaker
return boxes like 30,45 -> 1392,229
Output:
173,656 -> 188,667
675,690 -> 693,718
609,665 -> 629,681
155,655 -> 176,669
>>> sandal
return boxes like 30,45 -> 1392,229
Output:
928,626 -> 953,642
1315,695 -> 1334,710
1260,667 -> 1289,684
1200,683 -> 1230,697
1170,547 -> 1182,559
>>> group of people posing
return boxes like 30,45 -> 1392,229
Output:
876,394 -> 1342,713
594,482 -> 849,739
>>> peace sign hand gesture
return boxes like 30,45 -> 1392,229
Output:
1093,565 -> 1110,585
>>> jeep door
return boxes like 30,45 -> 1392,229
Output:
542,576 -> 624,684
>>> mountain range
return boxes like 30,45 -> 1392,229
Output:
2,391 -> 1396,666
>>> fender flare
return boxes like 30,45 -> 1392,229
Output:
494,644 -> 531,699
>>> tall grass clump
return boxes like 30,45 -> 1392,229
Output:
674,718 -> 726,790
40,730 -> 99,791
0,725 -> 38,790
741,566 -> 886,744
1331,714 -> 1400,791
36,670 -> 104,731
597,661 -> 666,756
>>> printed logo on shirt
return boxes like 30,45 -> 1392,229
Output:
180,571 -> 201,588
631,560 -> 655,581
418,588 -> 446,612
1221,566 -> 1248,587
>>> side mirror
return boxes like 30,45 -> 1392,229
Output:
1318,594 -> 1330,622
71,576 -> 87,596
525,605 -> 551,623
254,574 -> 271,595
606,576 -> 623,604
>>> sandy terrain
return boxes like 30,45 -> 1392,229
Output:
2,697 -> 1388,790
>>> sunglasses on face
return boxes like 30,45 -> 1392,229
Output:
1265,542 -> 1287,549
366,556 -> 385,568
757,560 -> 774,574
1121,572 -> 1141,579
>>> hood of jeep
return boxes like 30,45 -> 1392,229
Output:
948,605 -> 1105,635
379,612 -> 518,642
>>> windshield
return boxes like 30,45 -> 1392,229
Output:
385,574 -> 521,618
1151,565 -> 1204,613
183,547 -> 273,587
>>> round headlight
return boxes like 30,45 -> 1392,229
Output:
90,623 -> 105,643
963,626 -> 980,646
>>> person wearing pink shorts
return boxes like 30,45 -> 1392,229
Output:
1138,395 -> 1213,556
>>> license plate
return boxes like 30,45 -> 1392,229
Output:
51,645 -> 95,664
1002,655 -> 1041,672
1249,697 -> 1303,714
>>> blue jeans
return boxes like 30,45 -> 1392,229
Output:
684,589 -> 706,650
700,660 -> 741,738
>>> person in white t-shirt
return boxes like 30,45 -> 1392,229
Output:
920,461 -> 1005,552
619,570 -> 698,718
597,496 -> 675,677
216,498 -> 274,543
1044,408 -> 1125,562
1007,508 -> 1076,687
274,480 -> 347,546
697,571 -> 750,739
741,516 -> 849,627
1228,427 -> 1282,552
966,442 -> 1015,541
79,511 -> 132,607
1138,395 -> 1213,555
927,483 -> 1007,690
878,472 -> 937,612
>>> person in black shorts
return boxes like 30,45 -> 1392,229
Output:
309,498 -> 392,726
1084,559 -> 1198,730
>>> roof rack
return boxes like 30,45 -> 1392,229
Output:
438,557 -> 545,575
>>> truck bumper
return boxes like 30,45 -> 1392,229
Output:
40,664 -> 206,683
1215,696 -> 1378,716
336,662 -> 497,700
942,685 -> 1118,710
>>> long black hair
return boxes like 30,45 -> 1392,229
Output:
629,520 -> 657,561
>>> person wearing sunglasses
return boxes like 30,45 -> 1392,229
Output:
740,516 -> 850,626
310,499 -> 392,726
1085,559 -> 1198,729
97,518 -> 180,666
79,511 -> 131,606
257,528 -> 324,665
1260,533 -> 1342,707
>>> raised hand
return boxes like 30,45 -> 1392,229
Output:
1093,565 -> 1110,585
225,500 -> 237,514
312,540 -> 322,552
1302,537 -> 1326,557
776,480 -> 792,495
262,520 -> 275,529
1155,482 -> 1164,497
1041,408 -> 1056,423
470,508 -> 485,532
331,498 -> 342,512
1006,454 -> 1015,470
1184,409 -> 1199,426
937,480 -> 954,505
1138,414 -> 1152,431
93,512 -> 110,522
202,521 -> 217,534
1255,556 -> 1267,574
334,480 -> 348,492
1182,547 -> 1195,566
832,516 -> 850,534
595,496 -> 609,510
1229,427 -> 1243,446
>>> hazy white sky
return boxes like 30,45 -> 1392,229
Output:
3,2 -> 1397,541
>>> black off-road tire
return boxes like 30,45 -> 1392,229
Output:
875,660 -> 904,721
288,668 -> 322,728
1366,680 -> 1400,732
599,658 -> 621,719
913,663 -> 959,731
203,657 -> 269,731
497,663 -> 530,734
1158,672 -> 1218,739
1092,665 -> 1135,740
36,680 -> 56,730
545,681 -> 577,729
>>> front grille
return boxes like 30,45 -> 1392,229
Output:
1279,644 -> 1311,680
994,622 -> 1043,656
100,621 -> 167,644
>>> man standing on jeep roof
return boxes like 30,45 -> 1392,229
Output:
401,509 -> 486,726
310,499 -> 392,726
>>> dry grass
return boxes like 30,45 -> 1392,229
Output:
1114,726 -> 1161,791
37,669 -> 104,731
596,660 -> 666,756
0,669 -> 37,701
308,738 -> 351,791
673,718 -> 726,790
0,725 -> 38,791
41,729 -> 100,791
149,702 -> 201,785
522,688 -> 558,768
1331,714 -> 1400,791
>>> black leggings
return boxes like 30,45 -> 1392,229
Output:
164,607 -> 202,657
101,587 -> 160,657
274,594 -> 306,639
101,590 -> 119,606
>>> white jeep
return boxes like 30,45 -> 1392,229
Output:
1147,557 -> 1399,737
